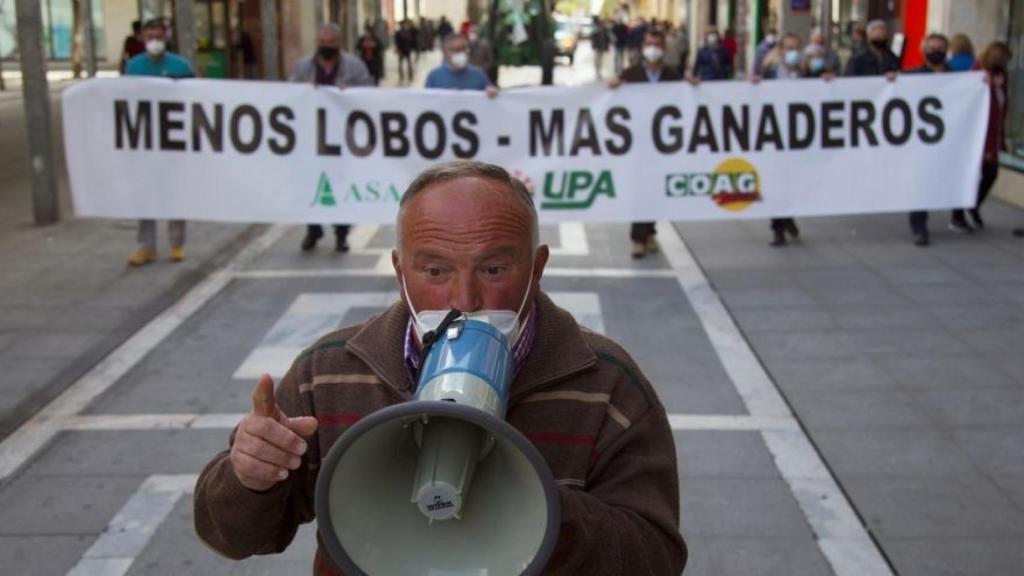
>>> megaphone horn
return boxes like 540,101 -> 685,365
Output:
316,314 -> 561,576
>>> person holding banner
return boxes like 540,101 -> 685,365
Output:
953,41 -> 1012,233
610,30 -> 682,258
906,33 -> 952,246
752,32 -> 807,247
193,161 -> 688,575
290,23 -> 375,253
425,34 -> 498,97
844,20 -> 900,80
123,19 -> 195,267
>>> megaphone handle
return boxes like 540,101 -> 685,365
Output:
420,308 -> 463,359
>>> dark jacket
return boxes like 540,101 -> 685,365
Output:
194,293 -> 687,575
693,45 -> 733,80
845,46 -> 901,76
620,62 -> 684,84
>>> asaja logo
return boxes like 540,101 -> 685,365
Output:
311,172 -> 402,207
311,172 -> 337,207
665,158 -> 762,212
542,170 -> 616,210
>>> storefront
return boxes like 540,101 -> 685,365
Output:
0,0 -> 108,61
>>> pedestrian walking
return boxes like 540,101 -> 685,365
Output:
612,16 -> 629,75
395,20 -> 417,84
609,30 -> 683,258
590,16 -> 610,80
123,19 -> 194,267
289,23 -> 374,253
357,24 -> 384,84
119,20 -> 145,75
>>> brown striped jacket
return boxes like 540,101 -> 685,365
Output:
194,292 -> 686,575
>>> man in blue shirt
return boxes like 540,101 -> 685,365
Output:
124,19 -> 195,266
424,33 -> 498,97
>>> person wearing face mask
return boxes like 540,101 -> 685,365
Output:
610,30 -> 683,258
752,32 -> 805,246
193,160 -> 688,575
954,41 -> 1011,234
844,19 -> 900,79
690,26 -> 733,83
123,19 -> 195,267
752,28 -> 778,77
803,27 -> 840,77
425,33 -> 498,97
289,23 -> 375,253
904,33 -> 951,245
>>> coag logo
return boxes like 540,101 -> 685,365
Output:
541,170 -> 616,210
665,158 -> 762,212
311,171 -> 402,206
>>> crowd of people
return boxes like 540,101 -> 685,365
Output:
594,17 -> 1016,253
118,14 -> 1018,264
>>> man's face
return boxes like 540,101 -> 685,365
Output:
868,25 -> 888,44
317,29 -> 341,52
925,38 -> 948,58
143,26 -> 165,43
445,38 -> 468,63
393,177 -> 548,319
782,37 -> 801,52
643,34 -> 666,51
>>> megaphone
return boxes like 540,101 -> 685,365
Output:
315,312 -> 561,575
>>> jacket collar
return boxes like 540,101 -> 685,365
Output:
345,291 -> 597,400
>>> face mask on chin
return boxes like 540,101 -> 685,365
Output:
402,259 -> 536,348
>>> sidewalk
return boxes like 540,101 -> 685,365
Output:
0,49 -> 446,441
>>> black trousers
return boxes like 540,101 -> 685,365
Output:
771,218 -> 795,233
630,222 -> 656,242
909,211 -> 929,236
307,224 -> 350,240
952,161 -> 1000,221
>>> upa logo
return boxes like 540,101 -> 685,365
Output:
541,170 -> 616,210
665,158 -> 762,212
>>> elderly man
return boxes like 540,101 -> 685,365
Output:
425,33 -> 498,97
194,161 -> 687,574
290,23 -> 374,253
845,19 -> 900,78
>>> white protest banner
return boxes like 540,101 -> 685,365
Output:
62,73 -> 989,224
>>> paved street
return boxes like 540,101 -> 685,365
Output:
1,40 -> 1024,576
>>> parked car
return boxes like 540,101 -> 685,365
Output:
553,16 -> 578,64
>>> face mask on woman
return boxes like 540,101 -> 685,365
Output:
784,49 -> 800,67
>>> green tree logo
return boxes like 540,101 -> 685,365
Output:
311,172 -> 337,207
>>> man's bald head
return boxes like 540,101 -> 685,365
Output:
395,161 -> 539,253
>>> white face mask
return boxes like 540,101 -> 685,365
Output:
145,39 -> 166,57
402,259 -> 536,347
784,49 -> 801,67
642,46 -> 664,62
450,51 -> 468,70
707,34 -> 720,46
